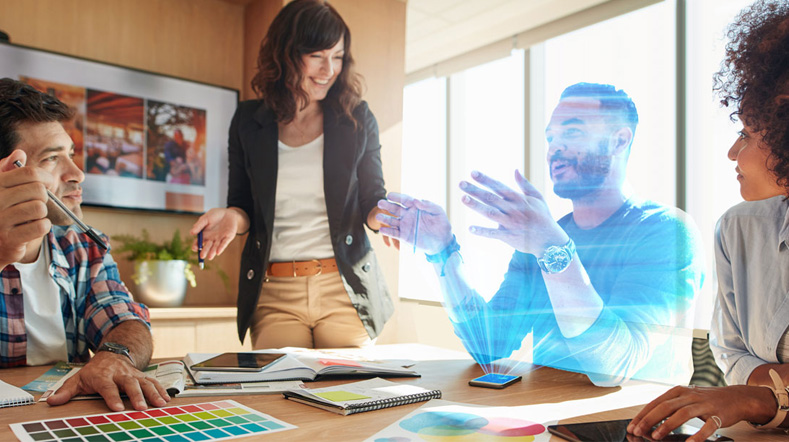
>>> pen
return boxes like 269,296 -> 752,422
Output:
197,230 -> 204,269
13,160 -> 108,250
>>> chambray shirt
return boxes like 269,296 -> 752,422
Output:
711,196 -> 789,385
0,225 -> 149,367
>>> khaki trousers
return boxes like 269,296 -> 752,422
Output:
250,271 -> 372,349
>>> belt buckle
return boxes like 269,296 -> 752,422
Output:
312,259 -> 323,276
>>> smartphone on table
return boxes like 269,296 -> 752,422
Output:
468,373 -> 522,389
190,352 -> 287,372
547,419 -> 733,442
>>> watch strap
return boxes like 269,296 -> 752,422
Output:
425,235 -> 460,264
750,368 -> 789,428
425,235 -> 461,277
98,342 -> 136,367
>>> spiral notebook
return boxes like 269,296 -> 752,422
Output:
282,377 -> 441,415
0,379 -> 35,408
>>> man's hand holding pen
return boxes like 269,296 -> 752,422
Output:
12,157 -> 108,250
0,151 -> 54,270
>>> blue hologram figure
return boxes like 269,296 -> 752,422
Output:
378,83 -> 705,386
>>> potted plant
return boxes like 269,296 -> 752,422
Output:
112,229 -> 226,307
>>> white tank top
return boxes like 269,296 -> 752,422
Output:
15,242 -> 68,365
269,134 -> 335,261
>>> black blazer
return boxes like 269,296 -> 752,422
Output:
227,99 -> 393,343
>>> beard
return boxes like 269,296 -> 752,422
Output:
46,192 -> 83,226
551,140 -> 613,200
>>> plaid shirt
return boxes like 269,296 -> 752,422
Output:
0,225 -> 149,367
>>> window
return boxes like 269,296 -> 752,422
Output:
684,0 -> 754,325
400,0 -> 757,329
400,52 -> 524,302
537,0 -> 676,218
400,76 -> 447,302
447,51 -> 525,300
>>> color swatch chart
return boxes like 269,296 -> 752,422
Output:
10,400 -> 296,442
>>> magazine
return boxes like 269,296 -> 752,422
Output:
34,360 -> 301,401
184,350 -> 419,384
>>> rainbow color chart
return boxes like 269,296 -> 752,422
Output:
393,410 -> 545,441
366,399 -> 551,442
10,400 -> 295,442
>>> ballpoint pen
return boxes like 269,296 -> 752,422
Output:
13,160 -> 108,250
197,230 -> 204,269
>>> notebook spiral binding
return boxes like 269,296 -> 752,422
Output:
345,389 -> 441,414
0,395 -> 35,408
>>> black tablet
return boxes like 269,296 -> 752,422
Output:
190,352 -> 287,372
547,419 -> 733,442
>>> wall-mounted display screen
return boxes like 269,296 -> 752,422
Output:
0,42 -> 238,214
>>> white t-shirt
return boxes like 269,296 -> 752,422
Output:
15,242 -> 68,365
269,134 -> 335,262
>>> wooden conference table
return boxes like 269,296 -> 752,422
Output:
0,345 -> 777,441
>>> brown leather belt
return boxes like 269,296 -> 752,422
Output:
266,258 -> 338,277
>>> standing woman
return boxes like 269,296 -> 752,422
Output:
191,0 -> 395,349
629,1 -> 789,440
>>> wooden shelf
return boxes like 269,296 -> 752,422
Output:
148,306 -> 237,320
148,306 -> 250,358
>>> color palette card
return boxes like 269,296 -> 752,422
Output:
10,400 -> 296,442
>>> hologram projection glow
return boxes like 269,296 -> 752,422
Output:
394,82 -> 703,387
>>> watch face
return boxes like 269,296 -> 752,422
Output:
102,342 -> 129,354
543,246 -> 572,273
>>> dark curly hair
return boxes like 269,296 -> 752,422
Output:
714,0 -> 789,189
251,0 -> 364,127
0,77 -> 73,159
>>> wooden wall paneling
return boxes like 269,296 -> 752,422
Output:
242,0 -> 285,100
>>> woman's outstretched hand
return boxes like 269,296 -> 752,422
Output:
190,208 -> 245,261
376,192 -> 453,255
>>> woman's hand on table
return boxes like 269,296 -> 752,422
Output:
628,384 -> 777,442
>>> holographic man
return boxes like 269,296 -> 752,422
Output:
378,83 -> 704,386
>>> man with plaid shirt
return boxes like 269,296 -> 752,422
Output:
0,78 -> 170,411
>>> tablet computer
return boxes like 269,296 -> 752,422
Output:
547,419 -> 733,442
190,352 -> 287,372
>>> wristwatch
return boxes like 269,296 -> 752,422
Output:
97,342 -> 135,366
750,368 -> 789,428
537,238 -> 575,274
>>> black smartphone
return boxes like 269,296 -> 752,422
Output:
547,419 -> 733,442
468,373 -> 522,389
190,352 -> 287,372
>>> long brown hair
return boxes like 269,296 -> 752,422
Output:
251,0 -> 364,127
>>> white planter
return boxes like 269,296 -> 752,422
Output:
133,260 -> 188,307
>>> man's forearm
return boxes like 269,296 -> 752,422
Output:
436,253 -> 486,322
542,258 -> 604,338
100,320 -> 153,370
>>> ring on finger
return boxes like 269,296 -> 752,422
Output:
710,415 -> 722,429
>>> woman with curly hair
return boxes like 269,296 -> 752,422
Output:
190,0 -> 395,349
629,0 -> 789,440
